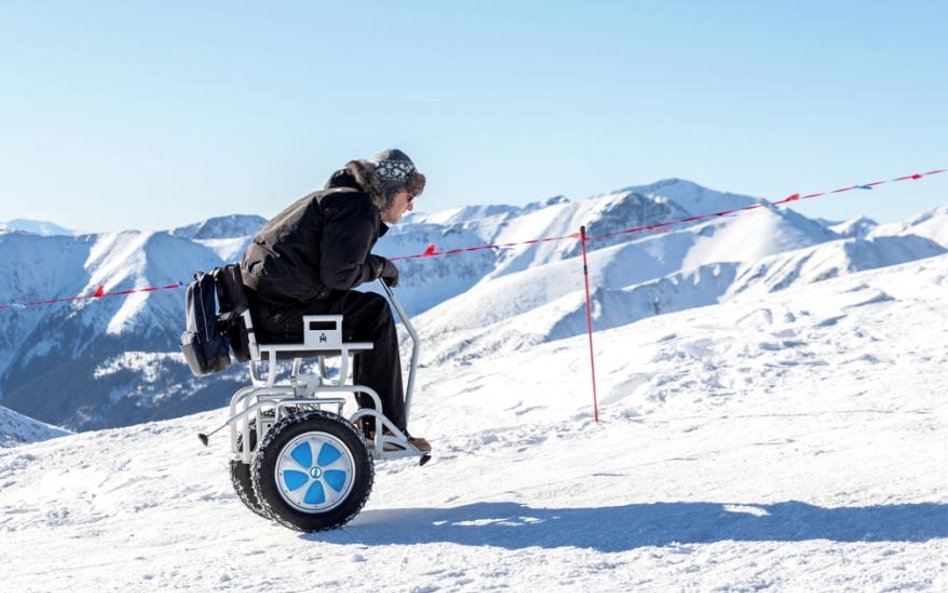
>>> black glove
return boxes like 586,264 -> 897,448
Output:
375,256 -> 399,288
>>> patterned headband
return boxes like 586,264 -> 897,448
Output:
374,159 -> 416,186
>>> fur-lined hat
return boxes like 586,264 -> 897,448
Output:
370,148 -> 426,208
329,149 -> 426,211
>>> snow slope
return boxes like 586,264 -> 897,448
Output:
0,405 -> 70,448
2,254 -> 946,592
410,205 -> 839,365
871,206 -> 948,247
728,234 -> 946,298
409,205 -> 947,367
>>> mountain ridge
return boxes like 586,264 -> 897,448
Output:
0,181 -> 943,431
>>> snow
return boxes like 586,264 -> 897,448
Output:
82,231 -> 224,335
195,237 -> 253,262
728,234 -> 946,298
830,216 -> 879,239
407,204 -> 520,226
0,218 -> 77,236
0,227 -> 230,430
871,206 -> 948,247
0,405 -> 71,448
93,352 -> 188,392
0,183 -> 942,435
408,206 -> 842,365
169,215 -> 266,241
679,206 -> 838,269
1,254 -> 946,592
621,178 -> 762,216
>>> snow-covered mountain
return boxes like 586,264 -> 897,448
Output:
621,177 -> 761,215
0,181 -> 944,433
830,216 -> 878,239
0,230 -> 245,430
2,254 -> 945,592
406,203 -> 943,366
0,404 -> 70,447
170,214 -> 266,240
169,214 -> 268,262
870,205 -> 948,247
728,234 -> 946,298
0,218 -> 78,236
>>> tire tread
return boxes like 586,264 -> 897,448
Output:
252,410 -> 374,532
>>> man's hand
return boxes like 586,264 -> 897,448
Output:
374,256 -> 400,288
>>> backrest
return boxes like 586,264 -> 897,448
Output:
214,264 -> 253,362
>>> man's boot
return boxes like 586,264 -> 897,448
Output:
407,434 -> 431,454
371,428 -> 431,454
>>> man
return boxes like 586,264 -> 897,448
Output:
240,148 -> 430,453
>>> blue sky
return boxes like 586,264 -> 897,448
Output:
1,1 -> 946,231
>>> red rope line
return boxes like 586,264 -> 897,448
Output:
585,168 -> 945,242
0,283 -> 184,311
1,167 -> 943,312
390,168 -> 945,257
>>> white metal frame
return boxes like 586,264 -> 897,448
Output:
204,281 -> 425,465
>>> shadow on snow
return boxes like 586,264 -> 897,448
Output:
305,501 -> 948,552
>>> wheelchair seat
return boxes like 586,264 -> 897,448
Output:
212,265 -> 371,384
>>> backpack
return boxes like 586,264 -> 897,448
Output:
180,270 -> 232,376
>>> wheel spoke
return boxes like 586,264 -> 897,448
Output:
303,481 -> 326,505
320,455 -> 351,471
323,470 -> 348,493
284,456 -> 309,471
317,442 -> 342,466
282,469 -> 309,492
290,441 -> 313,468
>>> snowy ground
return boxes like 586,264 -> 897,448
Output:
2,254 -> 947,592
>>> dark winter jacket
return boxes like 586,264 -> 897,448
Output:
240,160 -> 390,305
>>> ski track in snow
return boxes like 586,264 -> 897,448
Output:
1,256 -> 947,592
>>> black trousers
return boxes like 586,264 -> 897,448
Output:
248,290 -> 405,432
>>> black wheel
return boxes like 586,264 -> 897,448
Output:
229,429 -> 270,519
252,410 -> 374,532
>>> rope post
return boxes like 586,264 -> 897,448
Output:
579,226 -> 600,423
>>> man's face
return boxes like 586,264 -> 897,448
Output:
380,188 -> 415,224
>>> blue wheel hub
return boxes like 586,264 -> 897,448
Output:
275,432 -> 356,513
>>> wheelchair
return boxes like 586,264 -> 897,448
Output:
198,279 -> 428,532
